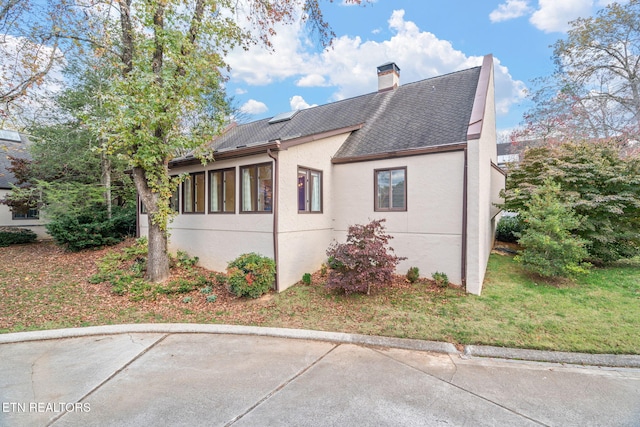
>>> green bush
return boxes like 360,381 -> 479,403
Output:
495,215 -> 523,243
46,204 -> 135,251
431,271 -> 449,287
302,273 -> 312,285
515,180 -> 590,279
406,267 -> 420,283
0,227 -> 37,247
226,253 -> 276,298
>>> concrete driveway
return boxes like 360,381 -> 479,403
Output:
1,324 -> 639,426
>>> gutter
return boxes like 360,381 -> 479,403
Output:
332,142 -> 467,165
267,147 -> 280,292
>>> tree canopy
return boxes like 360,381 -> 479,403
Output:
515,0 -> 640,144
502,140 -> 640,264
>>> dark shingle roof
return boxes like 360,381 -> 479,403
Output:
0,132 -> 31,189
205,66 -> 481,160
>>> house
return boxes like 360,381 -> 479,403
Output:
0,129 -> 48,238
139,54 -> 505,295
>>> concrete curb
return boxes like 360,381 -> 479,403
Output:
464,345 -> 640,368
0,323 -> 459,354
1,324 -> 638,368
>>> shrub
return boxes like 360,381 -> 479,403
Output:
326,219 -> 405,295
46,204 -> 135,251
302,273 -> 312,285
0,227 -> 37,247
406,267 -> 420,283
226,253 -> 276,298
431,272 -> 449,288
502,141 -> 640,263
515,180 -> 591,279
495,215 -> 523,243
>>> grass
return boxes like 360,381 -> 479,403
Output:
0,240 -> 638,354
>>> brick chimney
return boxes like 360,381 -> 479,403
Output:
377,62 -> 400,92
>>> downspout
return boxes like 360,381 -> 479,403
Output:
461,147 -> 468,290
267,148 -> 280,291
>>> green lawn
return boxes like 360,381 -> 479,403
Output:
1,242 -> 638,354
257,254 -> 640,354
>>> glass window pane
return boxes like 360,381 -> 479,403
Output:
377,171 -> 390,209
257,164 -> 272,211
223,169 -> 235,212
241,167 -> 255,211
210,171 -> 221,212
298,171 -> 306,211
183,176 -> 193,213
310,171 -> 321,212
391,169 -> 405,209
170,184 -> 179,212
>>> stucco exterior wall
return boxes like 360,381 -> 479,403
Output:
275,133 -> 349,289
332,151 -> 465,285
465,59 -> 498,295
0,188 -> 49,239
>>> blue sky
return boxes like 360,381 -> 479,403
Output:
224,0 -> 622,137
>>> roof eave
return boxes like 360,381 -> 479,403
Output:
332,142 -> 467,164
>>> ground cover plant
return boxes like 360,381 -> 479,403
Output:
0,240 -> 638,354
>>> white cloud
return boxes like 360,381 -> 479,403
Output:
240,99 -> 268,115
490,0 -> 532,22
290,95 -> 317,110
295,74 -> 327,87
235,88 -> 248,95
227,9 -> 526,123
529,0 -> 593,33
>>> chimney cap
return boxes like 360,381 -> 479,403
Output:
377,62 -> 400,74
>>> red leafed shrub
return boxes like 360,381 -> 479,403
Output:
326,219 -> 405,295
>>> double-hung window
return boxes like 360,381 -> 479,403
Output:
375,167 -> 406,211
209,168 -> 235,213
240,163 -> 272,213
298,167 -> 322,213
183,172 -> 205,213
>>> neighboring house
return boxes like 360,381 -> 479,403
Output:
497,142 -> 520,169
139,54 -> 505,295
0,129 -> 48,238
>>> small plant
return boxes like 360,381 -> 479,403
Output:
226,253 -> 276,298
206,294 -> 217,303
174,250 -> 199,270
302,273 -> 312,285
0,227 -> 37,247
200,285 -> 213,294
326,219 -> 405,295
182,296 -> 192,303
431,272 -> 449,288
212,272 -> 227,286
406,267 -> 420,283
320,263 -> 328,277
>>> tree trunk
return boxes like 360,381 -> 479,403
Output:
101,152 -> 112,219
146,214 -> 170,283
131,166 -> 170,283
